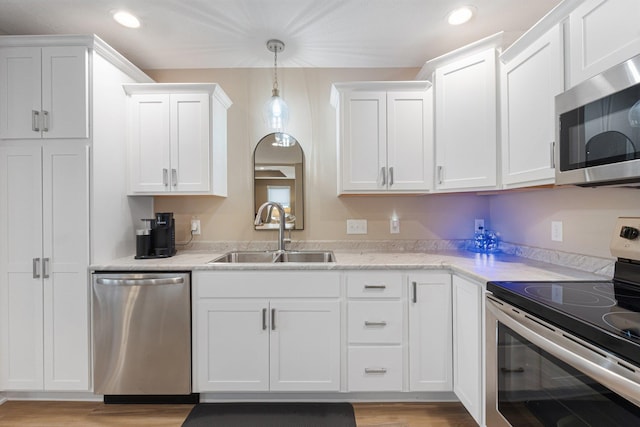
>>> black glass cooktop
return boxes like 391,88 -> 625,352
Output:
487,279 -> 640,367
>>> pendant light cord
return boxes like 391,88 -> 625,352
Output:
273,47 -> 279,93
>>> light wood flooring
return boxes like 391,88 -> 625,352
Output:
0,401 -> 477,427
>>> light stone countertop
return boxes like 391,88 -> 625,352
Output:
92,249 -> 609,285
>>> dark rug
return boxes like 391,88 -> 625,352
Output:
181,402 -> 356,427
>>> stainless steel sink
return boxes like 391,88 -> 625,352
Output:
277,251 -> 336,263
208,250 -> 336,264
209,251 -> 280,263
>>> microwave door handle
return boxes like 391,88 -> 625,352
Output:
550,141 -> 556,169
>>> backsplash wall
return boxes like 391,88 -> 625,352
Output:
147,67 -> 491,243
489,186 -> 640,259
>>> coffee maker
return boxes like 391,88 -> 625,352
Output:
135,212 -> 176,259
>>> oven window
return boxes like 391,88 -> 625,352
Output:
497,323 -> 640,426
559,82 -> 640,171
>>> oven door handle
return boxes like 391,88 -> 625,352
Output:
487,299 -> 640,408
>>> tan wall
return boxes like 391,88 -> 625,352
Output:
147,67 -> 491,243
489,186 -> 640,259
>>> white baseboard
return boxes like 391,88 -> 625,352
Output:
1,391 -> 100,402
0,394 -> 7,405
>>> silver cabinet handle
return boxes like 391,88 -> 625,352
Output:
412,281 -> 417,303
380,167 -> 386,186
364,368 -> 387,374
162,168 -> 168,186
389,166 -> 394,186
32,110 -> 40,132
364,284 -> 386,290
437,165 -> 443,184
271,308 -> 276,330
43,257 -> 50,278
262,308 -> 267,330
32,258 -> 41,279
42,111 -> 49,132
550,141 -> 556,169
364,321 -> 387,327
171,168 -> 177,187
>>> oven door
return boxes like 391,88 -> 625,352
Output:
486,294 -> 640,427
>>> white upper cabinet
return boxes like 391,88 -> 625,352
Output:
331,82 -> 433,195
124,83 -> 231,196
500,25 -> 564,188
568,0 -> 640,87
0,45 -> 88,139
431,47 -> 498,192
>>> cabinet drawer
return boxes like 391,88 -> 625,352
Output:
347,272 -> 402,299
348,301 -> 403,344
348,346 -> 403,391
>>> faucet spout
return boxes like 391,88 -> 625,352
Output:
255,201 -> 287,252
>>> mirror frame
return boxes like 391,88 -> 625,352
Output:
253,132 -> 305,230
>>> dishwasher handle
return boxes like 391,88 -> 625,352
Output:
95,276 -> 185,286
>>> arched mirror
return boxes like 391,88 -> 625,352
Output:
254,132 -> 304,230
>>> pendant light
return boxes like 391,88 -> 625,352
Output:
263,39 -> 289,133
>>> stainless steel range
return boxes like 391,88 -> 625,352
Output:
486,217 -> 640,426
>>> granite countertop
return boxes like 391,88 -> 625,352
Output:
92,248 -> 609,285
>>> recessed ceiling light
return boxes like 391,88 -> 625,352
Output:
448,6 -> 474,26
113,10 -> 141,29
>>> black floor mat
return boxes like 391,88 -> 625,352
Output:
181,402 -> 356,427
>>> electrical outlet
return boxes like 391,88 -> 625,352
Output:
346,219 -> 367,235
551,221 -> 563,242
390,217 -> 400,234
475,218 -> 485,232
191,218 -> 201,235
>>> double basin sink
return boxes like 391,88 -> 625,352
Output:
209,250 -> 336,264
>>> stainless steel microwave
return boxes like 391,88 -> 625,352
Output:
556,53 -> 640,186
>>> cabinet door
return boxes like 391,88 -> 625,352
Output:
452,275 -> 483,426
270,300 -> 340,391
340,91 -> 387,192
170,93 -> 211,192
0,47 -> 41,139
569,0 -> 640,87
128,94 -> 171,193
0,146 -> 44,390
408,273 -> 452,391
195,300 -> 269,391
42,144 -> 90,390
41,46 -> 88,139
501,25 -> 563,188
435,48 -> 497,191
387,90 -> 432,191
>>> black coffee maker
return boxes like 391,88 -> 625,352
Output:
135,212 -> 176,259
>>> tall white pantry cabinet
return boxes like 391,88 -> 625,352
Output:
0,35 -> 153,392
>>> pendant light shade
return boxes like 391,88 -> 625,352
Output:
263,39 -> 289,132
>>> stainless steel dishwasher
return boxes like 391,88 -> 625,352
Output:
92,272 -> 192,399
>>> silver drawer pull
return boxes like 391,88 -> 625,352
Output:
171,168 -> 177,187
43,257 -> 50,278
364,321 -> 387,327
364,367 -> 387,374
262,308 -> 267,330
162,168 -> 169,186
364,284 -> 386,290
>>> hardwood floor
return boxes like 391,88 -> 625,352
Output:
0,401 -> 477,426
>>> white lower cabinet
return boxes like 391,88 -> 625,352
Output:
408,273 -> 452,391
193,271 -> 340,392
346,272 -> 404,392
0,143 -> 89,391
452,275 -> 484,426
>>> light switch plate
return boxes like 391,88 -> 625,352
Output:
347,219 -> 367,235
475,219 -> 485,233
551,221 -> 563,242
390,217 -> 400,234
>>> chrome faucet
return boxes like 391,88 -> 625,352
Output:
255,201 -> 288,253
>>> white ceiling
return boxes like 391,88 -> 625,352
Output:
0,0 -> 563,70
